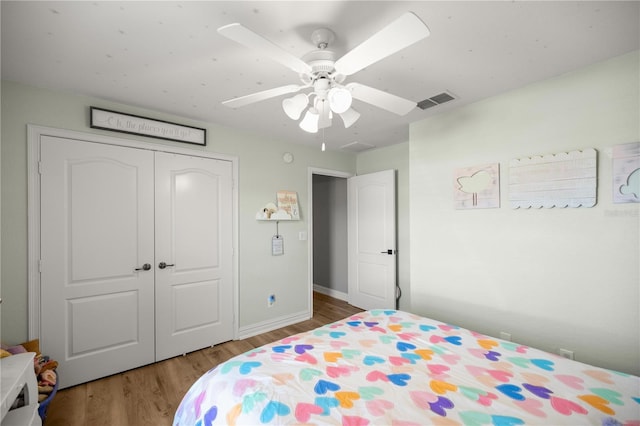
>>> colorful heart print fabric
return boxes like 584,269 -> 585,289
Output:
174,310 -> 640,425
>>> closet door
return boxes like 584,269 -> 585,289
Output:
40,136 -> 155,388
154,153 -> 234,361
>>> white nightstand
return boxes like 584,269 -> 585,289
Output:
1,352 -> 42,426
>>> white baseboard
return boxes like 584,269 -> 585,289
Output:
313,284 -> 348,301
237,287 -> 348,340
238,309 -> 311,340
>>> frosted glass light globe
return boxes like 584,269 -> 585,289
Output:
328,87 -> 352,114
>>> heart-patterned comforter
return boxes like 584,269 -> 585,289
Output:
174,310 -> 639,425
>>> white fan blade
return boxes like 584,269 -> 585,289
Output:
334,12 -> 430,76
222,85 -> 304,108
347,83 -> 416,115
218,23 -> 312,75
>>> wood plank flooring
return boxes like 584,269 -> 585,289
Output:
44,292 -> 362,426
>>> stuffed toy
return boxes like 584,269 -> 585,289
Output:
0,339 -> 58,403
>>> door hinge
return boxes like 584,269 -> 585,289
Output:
38,259 -> 43,273
38,161 -> 43,175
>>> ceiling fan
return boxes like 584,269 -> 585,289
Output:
217,12 -> 430,134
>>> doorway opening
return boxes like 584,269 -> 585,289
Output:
307,168 -> 352,313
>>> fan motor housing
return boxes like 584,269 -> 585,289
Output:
302,49 -> 336,74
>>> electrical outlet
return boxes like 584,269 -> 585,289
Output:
268,294 -> 276,307
559,348 -> 574,360
500,332 -> 512,341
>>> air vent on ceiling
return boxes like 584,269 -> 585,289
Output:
417,91 -> 456,110
340,141 -> 375,152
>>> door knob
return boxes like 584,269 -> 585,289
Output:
135,263 -> 151,271
158,262 -> 175,269
380,249 -> 394,255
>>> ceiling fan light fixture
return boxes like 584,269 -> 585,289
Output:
317,99 -> 332,129
339,107 -> 360,128
299,108 -> 319,133
328,87 -> 352,114
218,12 -> 431,135
282,93 -> 308,120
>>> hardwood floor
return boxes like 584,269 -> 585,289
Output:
44,292 -> 362,426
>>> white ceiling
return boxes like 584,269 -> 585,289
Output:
2,1 -> 638,151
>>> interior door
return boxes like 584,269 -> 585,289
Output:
40,136 -> 155,388
347,170 -> 397,310
154,153 -> 234,361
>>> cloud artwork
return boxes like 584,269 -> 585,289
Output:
619,168 -> 639,199
454,163 -> 500,209
613,142 -> 640,204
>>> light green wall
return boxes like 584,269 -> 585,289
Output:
357,142 -> 410,311
409,51 -> 640,375
0,80 -> 356,344
5,51 -> 638,377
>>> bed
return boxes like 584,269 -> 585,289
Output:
174,310 -> 640,425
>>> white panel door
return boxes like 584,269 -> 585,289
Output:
40,136 -> 155,388
154,152 -> 234,361
347,170 -> 397,310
